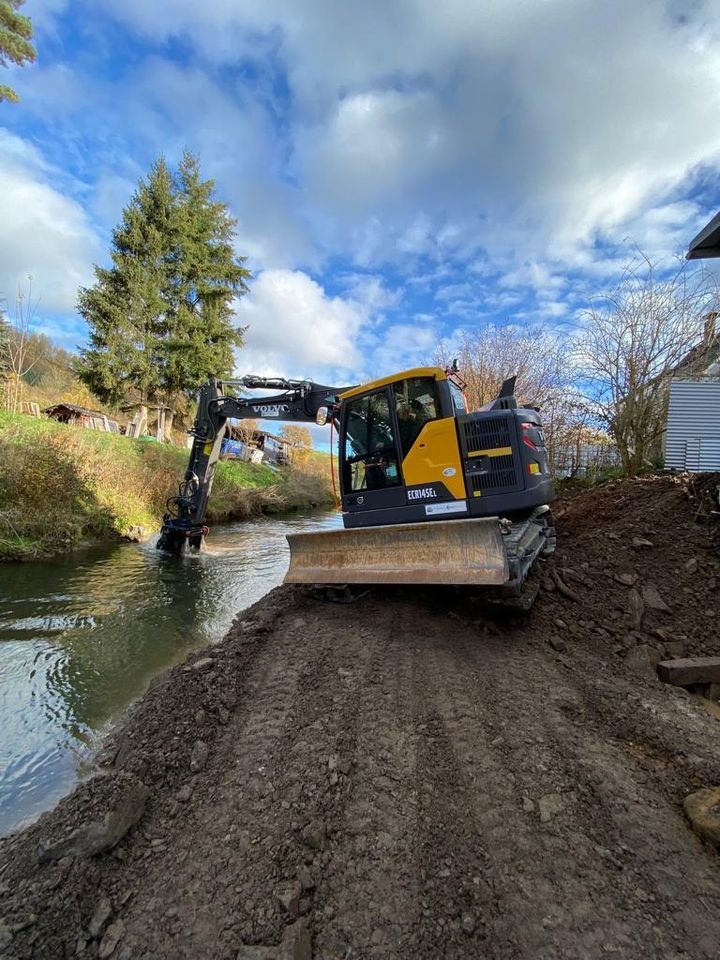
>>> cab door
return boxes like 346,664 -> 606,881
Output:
393,376 -> 466,504
340,387 -> 407,515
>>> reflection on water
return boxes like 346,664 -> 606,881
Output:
0,512 -> 340,836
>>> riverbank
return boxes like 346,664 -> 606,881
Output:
0,413 -> 334,560
1,475 -> 720,958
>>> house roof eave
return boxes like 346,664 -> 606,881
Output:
688,210 -> 720,260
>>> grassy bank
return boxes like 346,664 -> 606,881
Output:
0,413 -> 335,560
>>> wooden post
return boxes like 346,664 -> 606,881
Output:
127,406 -> 148,438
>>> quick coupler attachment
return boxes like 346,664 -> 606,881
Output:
156,520 -> 208,553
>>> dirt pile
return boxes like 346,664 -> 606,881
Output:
536,472 -> 720,664
1,473 -> 720,960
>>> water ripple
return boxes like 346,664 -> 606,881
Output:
0,511 -> 341,836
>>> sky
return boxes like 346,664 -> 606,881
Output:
2,0 -> 720,397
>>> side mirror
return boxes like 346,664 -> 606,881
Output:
315,406 -> 329,426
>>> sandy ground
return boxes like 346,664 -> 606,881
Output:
1,474 -> 720,960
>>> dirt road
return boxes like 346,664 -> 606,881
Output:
2,475 -> 720,959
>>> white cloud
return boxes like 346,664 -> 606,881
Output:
360,321 -> 441,381
21,0 -> 69,33
235,269 -> 367,380
296,89 -> 445,218
29,0 -> 720,285
435,283 -> 473,302
118,59 -> 317,272
293,0 -> 720,264
337,273 -> 401,318
9,0 -> 720,358
0,130 -> 100,315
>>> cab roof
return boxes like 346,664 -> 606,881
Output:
339,366 -> 448,401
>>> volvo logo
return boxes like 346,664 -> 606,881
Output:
251,403 -> 290,417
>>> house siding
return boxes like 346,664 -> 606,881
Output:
666,378 -> 720,471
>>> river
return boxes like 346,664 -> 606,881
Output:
0,512 -> 341,837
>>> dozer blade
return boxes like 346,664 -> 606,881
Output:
285,518 -> 509,586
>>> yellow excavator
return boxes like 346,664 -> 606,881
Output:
157,366 -> 556,598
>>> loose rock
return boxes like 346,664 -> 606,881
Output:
642,583 -> 671,614
627,588 -> 644,629
625,644 -> 662,675
302,819 -> 326,850
191,658 -> 215,672
276,881 -> 302,915
538,794 -> 564,823
614,572 -> 636,587
37,778 -> 149,863
98,919 -> 124,959
280,918 -> 312,960
663,641 -> 685,659
88,898 -> 113,939
190,740 -> 209,774
683,787 -> 720,847
297,865 -> 315,892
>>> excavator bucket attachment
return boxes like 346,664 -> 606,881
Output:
285,518 -> 509,586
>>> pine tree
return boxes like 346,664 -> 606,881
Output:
77,154 -> 250,414
77,158 -> 175,407
0,0 -> 36,104
160,152 -> 250,398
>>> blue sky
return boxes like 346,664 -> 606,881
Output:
2,0 -> 720,392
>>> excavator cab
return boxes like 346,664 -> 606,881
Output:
334,367 -> 553,529
285,368 -> 555,592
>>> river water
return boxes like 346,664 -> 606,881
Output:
0,512 -> 341,837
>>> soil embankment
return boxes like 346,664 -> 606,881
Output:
1,474 -> 720,959
0,412 -> 332,560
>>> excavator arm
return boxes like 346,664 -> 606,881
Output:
156,376 -> 353,553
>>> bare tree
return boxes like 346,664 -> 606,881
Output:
577,257 -> 719,476
438,324 -> 569,409
231,418 -> 259,452
280,424 -> 313,464
0,303 -> 9,381
4,277 -> 43,414
437,323 -> 590,468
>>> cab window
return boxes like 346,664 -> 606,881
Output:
343,390 -> 401,492
448,379 -> 466,413
393,377 -> 440,456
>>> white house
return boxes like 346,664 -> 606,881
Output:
665,212 -> 720,472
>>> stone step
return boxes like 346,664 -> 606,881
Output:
657,657 -> 720,687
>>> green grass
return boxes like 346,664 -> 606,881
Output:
0,413 -> 333,560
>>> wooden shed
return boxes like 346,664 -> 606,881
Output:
226,424 -> 291,465
44,403 -> 121,434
